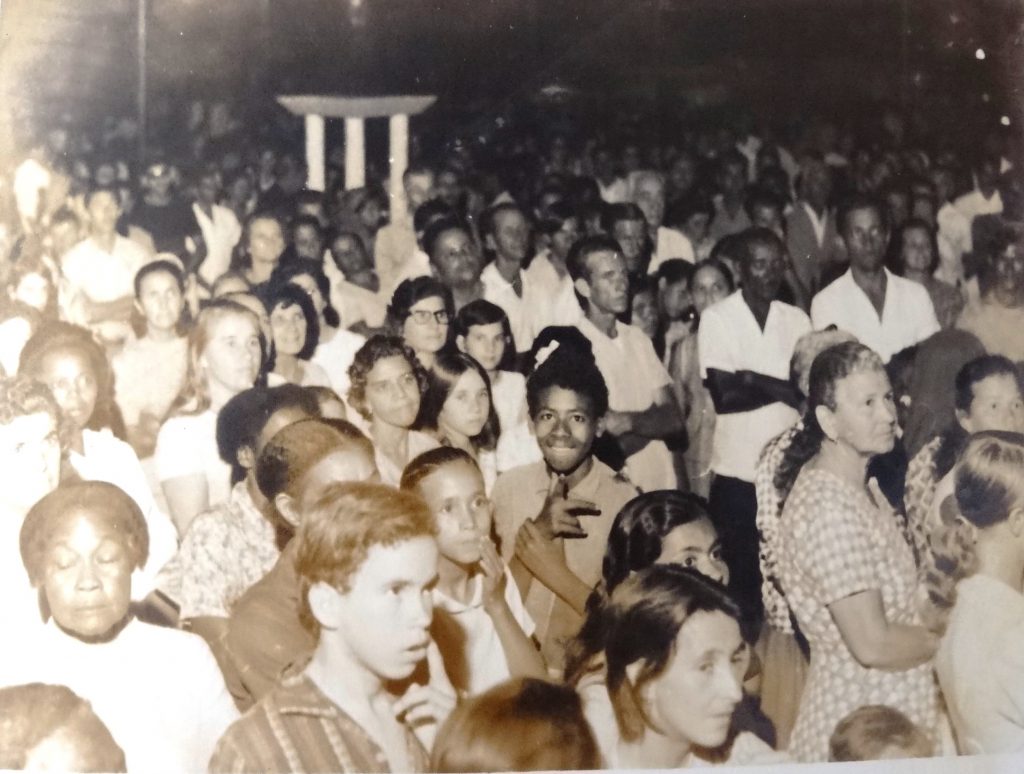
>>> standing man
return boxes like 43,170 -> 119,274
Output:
786,153 -> 845,296
375,165 -> 435,298
568,235 -> 683,493
192,168 -> 242,292
810,195 -> 939,363
698,227 -> 810,623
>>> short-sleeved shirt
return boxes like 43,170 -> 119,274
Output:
578,316 -> 676,492
491,460 -> 637,671
810,269 -> 940,363
698,290 -> 809,482
481,261 -> 552,354
209,671 -> 429,773
776,466 -> 938,761
161,481 -> 280,619
60,235 -> 150,342
937,574 -> 1024,754
155,408 -> 232,508
431,566 -> 535,696
374,430 -> 439,487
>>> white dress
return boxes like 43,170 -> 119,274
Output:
0,619 -> 239,773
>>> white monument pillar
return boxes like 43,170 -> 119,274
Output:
389,112 -> 410,221
344,117 -> 366,190
304,113 -> 325,191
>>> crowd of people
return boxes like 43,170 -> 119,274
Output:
0,95 -> 1023,771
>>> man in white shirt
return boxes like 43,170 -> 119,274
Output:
954,154 -> 1004,224
786,153 -> 845,295
567,235 -> 683,493
932,165 -> 972,287
628,170 -> 693,274
811,195 -> 939,363
192,168 -> 242,290
61,185 -> 150,346
374,164 -> 435,297
698,227 -> 810,624
480,204 -> 548,355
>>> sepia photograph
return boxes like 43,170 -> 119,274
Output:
0,0 -> 1023,771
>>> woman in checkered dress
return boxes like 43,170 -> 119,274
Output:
774,342 -> 940,762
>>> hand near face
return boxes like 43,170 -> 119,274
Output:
478,539 -> 507,612
392,640 -> 457,727
514,519 -> 570,582
533,487 -> 601,539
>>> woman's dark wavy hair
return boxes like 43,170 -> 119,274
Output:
564,491 -> 717,685
346,335 -> 429,422
453,299 -> 515,373
566,565 -> 742,743
269,258 -> 340,329
774,341 -> 885,502
262,281 -> 320,367
525,326 -> 609,420
19,321 -> 126,440
419,351 -> 500,453
932,355 -> 1021,481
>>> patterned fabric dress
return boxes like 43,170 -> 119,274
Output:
776,466 -> 939,762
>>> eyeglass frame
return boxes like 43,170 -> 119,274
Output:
406,308 -> 451,325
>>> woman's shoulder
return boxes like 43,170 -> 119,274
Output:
783,466 -> 860,523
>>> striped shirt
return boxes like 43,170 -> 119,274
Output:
209,672 -> 429,773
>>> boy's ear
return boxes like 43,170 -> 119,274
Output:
307,581 -> 343,630
134,299 -> 145,318
455,334 -> 467,354
275,492 -> 301,528
485,233 -> 497,252
595,415 -> 606,437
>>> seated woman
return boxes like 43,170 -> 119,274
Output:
419,351 -> 501,493
0,683 -> 126,772
262,282 -> 331,388
12,481 -> 238,772
5,253 -> 58,320
400,447 -> 544,697
225,417 -> 378,708
111,260 -> 190,459
934,431 -> 1024,754
454,299 -> 541,473
347,335 -> 439,485
566,564 -> 782,768
19,321 -> 177,599
905,354 -> 1024,590
273,259 -> 365,398
431,677 -> 599,772
155,298 -> 262,535
774,341 -> 939,762
387,276 -> 454,370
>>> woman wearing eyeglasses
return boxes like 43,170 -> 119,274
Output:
386,276 -> 455,369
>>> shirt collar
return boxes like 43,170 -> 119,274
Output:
274,672 -> 342,718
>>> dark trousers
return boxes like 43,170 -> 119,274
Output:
709,474 -> 764,633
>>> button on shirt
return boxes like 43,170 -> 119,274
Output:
698,290 -> 810,482
810,269 -> 939,363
